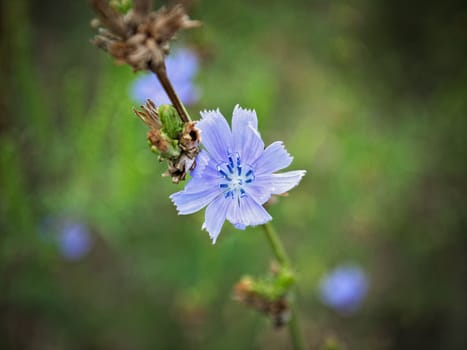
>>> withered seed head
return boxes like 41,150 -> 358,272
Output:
147,129 -> 168,153
133,99 -> 162,130
163,121 -> 201,183
134,99 -> 201,184
234,277 -> 290,328
90,0 -> 201,71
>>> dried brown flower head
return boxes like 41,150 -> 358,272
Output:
134,99 -> 201,183
234,277 -> 290,328
90,0 -> 200,71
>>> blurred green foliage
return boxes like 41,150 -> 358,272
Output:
1,0 -> 467,349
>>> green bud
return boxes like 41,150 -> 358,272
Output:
322,337 -> 342,350
246,267 -> 296,301
159,133 -> 181,159
158,104 -> 184,140
276,268 -> 295,291
109,0 -> 133,13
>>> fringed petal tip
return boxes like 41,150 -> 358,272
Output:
271,170 -> 307,195
202,223 -> 220,244
233,104 -> 257,116
200,108 -> 222,120
232,104 -> 258,130
169,192 -> 192,216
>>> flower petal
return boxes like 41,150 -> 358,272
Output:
166,48 -> 199,81
231,105 -> 264,164
244,174 -> 272,205
234,223 -> 247,230
254,141 -> 293,175
197,109 -> 232,163
232,104 -> 258,131
270,170 -> 306,195
226,196 -> 272,228
131,74 -> 171,105
170,186 -> 219,215
184,171 -> 219,193
190,150 -> 213,178
202,196 -> 232,244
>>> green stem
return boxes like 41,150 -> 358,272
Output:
150,63 -> 191,123
288,301 -> 303,350
261,222 -> 304,350
261,222 -> 289,266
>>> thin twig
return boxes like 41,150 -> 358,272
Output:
150,63 -> 191,123
261,222 -> 304,350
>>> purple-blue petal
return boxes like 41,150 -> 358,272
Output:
231,105 -> 264,165
58,222 -> 92,261
190,150 -> 216,180
319,265 -> 369,314
131,48 -> 200,105
131,74 -> 169,105
254,141 -> 293,175
166,48 -> 199,81
226,196 -> 272,227
202,196 -> 232,243
234,223 -> 247,230
170,186 -> 219,215
244,173 -> 272,205
232,104 -> 258,131
270,170 -> 306,195
197,109 -> 232,163
184,169 -> 219,193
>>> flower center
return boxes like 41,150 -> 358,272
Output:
217,153 -> 255,200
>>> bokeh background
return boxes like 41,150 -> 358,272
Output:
1,0 -> 467,349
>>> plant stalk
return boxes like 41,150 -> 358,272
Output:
261,222 -> 304,350
150,63 -> 191,123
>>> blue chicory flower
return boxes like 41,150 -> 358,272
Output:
131,47 -> 200,105
319,264 -> 369,315
58,221 -> 93,261
170,105 -> 306,243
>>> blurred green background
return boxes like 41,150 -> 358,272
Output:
1,0 -> 467,349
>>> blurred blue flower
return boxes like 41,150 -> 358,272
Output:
131,47 -> 200,105
170,105 -> 306,243
58,221 -> 93,261
319,264 -> 369,315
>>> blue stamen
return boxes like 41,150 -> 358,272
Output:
217,153 -> 255,200
218,169 -> 232,181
